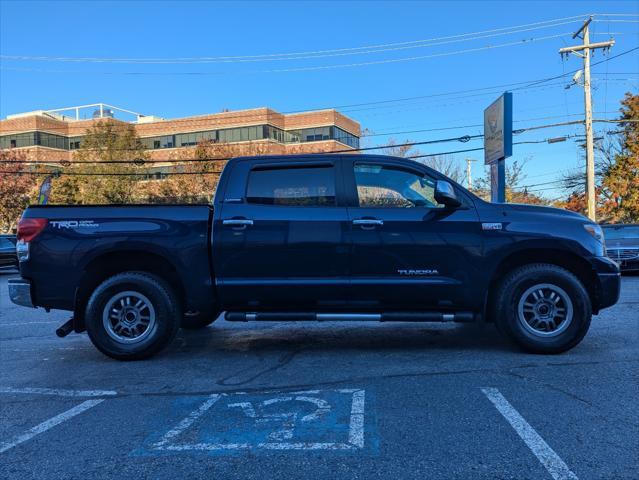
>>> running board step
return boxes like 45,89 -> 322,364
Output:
224,312 -> 474,323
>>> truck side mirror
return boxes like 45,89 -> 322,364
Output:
434,180 -> 461,208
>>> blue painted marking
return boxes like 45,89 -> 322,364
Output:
134,389 -> 378,456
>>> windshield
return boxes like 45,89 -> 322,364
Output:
602,226 -> 639,240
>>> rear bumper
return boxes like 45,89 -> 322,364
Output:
590,256 -> 621,311
8,279 -> 34,308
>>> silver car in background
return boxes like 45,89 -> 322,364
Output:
603,224 -> 639,273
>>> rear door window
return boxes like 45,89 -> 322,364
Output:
246,165 -> 336,206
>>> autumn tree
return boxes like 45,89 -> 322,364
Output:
141,140 -> 272,204
560,93 -> 638,221
599,93 -> 639,222
49,120 -> 148,204
0,149 -> 37,233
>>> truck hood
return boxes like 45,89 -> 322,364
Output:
499,203 -> 587,221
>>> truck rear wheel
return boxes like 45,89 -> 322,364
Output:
494,263 -> 592,354
85,272 -> 180,360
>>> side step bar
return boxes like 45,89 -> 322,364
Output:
225,312 -> 475,323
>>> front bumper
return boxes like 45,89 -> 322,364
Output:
617,259 -> 639,272
8,279 -> 34,308
590,256 -> 621,310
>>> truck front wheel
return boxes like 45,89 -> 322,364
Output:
494,263 -> 592,354
85,272 -> 181,360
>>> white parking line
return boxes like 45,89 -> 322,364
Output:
0,321 -> 59,326
0,387 -> 117,397
481,387 -> 578,480
0,399 -> 104,454
347,389 -> 365,448
152,394 -> 221,449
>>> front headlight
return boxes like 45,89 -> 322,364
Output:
584,224 -> 604,243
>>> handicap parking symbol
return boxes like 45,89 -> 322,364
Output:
141,388 -> 371,454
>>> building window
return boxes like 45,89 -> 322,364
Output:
0,123 -> 359,152
69,136 -> 83,149
332,126 -> 359,148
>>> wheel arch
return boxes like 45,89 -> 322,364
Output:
484,248 -> 598,322
73,250 -> 185,332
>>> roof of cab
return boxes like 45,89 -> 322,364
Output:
229,153 -> 410,164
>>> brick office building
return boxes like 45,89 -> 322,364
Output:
0,103 -> 361,167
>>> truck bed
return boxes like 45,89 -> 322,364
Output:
20,204 -> 214,313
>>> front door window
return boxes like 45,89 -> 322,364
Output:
354,164 -> 440,208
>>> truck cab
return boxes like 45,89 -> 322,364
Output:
214,155 -> 482,314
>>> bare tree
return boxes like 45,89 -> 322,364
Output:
418,155 -> 463,183
380,138 -> 420,158
378,137 -> 464,182
472,157 -> 546,204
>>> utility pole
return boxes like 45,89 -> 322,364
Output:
559,17 -> 614,222
465,158 -> 477,190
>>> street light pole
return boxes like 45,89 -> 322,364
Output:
465,158 -> 477,190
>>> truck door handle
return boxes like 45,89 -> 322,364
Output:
223,218 -> 254,229
353,218 -> 384,229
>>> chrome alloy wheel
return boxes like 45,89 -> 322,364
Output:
102,291 -> 157,344
517,283 -> 574,337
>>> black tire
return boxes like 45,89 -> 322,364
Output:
85,272 -> 181,360
494,263 -> 592,354
181,307 -> 220,330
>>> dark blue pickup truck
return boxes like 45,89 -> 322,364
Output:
9,154 -> 620,360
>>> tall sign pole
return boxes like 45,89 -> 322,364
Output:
484,92 -> 513,203
559,17 -> 614,221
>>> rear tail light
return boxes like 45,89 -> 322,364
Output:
17,218 -> 48,242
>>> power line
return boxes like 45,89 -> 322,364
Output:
512,45 -> 639,89
2,51 -> 633,137
1,133 -> 483,165
2,14 -> 632,66
408,147 -> 485,159
0,15 -> 591,64
0,169 -> 223,177
594,19 -> 639,23
2,25 -> 577,64
1,116 -> 630,164
2,60 -> 632,140
0,33 -> 573,75
0,120 -> 627,176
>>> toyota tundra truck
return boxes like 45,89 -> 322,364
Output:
9,154 -> 621,360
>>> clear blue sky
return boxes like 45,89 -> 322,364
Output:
1,0 -> 637,197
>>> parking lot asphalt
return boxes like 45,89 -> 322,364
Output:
0,272 -> 637,480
